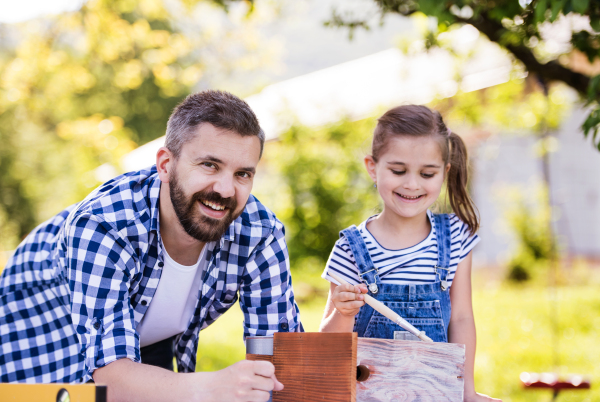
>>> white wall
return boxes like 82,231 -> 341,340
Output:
471,105 -> 600,265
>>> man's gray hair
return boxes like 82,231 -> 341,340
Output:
165,90 -> 265,158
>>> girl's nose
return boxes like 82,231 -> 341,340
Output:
403,174 -> 420,190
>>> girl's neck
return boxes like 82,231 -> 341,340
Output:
366,209 -> 431,250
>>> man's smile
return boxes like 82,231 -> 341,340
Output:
200,199 -> 226,211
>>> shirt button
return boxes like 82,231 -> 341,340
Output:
141,300 -> 147,306
158,262 -> 164,267
279,322 -> 289,331
93,322 -> 100,330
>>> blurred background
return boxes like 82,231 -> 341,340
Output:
1,0 -> 600,400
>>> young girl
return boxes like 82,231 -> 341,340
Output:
320,105 -> 500,402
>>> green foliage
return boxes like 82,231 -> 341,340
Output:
0,0 -> 277,252
261,119 -> 380,274
431,78 -> 571,134
504,187 -> 556,283
327,0 -> 600,150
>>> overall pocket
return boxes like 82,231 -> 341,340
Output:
363,300 -> 448,342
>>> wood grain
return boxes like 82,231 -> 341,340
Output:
272,332 -> 357,402
245,353 -> 273,363
356,338 -> 465,402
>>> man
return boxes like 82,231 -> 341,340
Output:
0,90 -> 302,401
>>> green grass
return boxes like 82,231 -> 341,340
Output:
196,270 -> 600,402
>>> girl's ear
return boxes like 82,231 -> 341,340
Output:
445,163 -> 451,175
156,147 -> 174,183
364,155 -> 378,182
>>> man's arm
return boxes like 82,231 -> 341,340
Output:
238,219 -> 302,337
93,358 -> 283,402
66,215 -> 282,401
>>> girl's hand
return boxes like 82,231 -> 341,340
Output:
465,392 -> 502,402
331,283 -> 368,317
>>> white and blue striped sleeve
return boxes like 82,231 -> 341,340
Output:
456,219 -> 480,263
321,237 -> 362,286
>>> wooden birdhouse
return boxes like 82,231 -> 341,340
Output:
246,332 -> 465,402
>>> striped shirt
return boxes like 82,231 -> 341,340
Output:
322,210 -> 479,287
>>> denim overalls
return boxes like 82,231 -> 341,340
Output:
342,214 -> 452,343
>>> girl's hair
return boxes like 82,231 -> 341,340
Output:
372,104 -> 479,234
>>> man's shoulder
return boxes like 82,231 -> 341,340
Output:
69,166 -> 160,233
239,194 -> 280,228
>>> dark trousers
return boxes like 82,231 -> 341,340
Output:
87,335 -> 177,383
140,335 -> 177,371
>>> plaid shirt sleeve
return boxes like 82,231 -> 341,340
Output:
65,213 -> 140,378
238,218 -> 302,337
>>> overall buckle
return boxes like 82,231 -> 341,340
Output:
434,265 -> 450,291
358,268 -> 379,294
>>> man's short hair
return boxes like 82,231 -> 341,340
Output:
165,90 -> 265,158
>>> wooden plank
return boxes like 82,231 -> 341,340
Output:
356,338 -> 465,402
245,353 -> 273,363
272,332 -> 357,402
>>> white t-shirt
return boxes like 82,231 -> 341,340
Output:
322,210 -> 479,289
137,244 -> 208,347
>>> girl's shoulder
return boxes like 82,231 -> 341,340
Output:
435,212 -> 480,254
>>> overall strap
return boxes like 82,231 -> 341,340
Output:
433,213 -> 452,291
340,225 -> 381,294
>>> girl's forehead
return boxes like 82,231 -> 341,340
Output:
380,135 -> 445,164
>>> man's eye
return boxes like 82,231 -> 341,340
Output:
391,170 -> 406,175
202,162 -> 216,169
237,172 -> 251,178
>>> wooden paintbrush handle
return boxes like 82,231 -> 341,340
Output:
328,271 -> 433,343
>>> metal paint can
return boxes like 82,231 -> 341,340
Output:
245,336 -> 274,402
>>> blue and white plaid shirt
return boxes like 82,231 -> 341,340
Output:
0,166 -> 302,383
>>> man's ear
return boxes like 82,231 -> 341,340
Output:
157,147 -> 174,183
364,155 -> 378,183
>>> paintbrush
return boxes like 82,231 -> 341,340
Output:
328,271 -> 434,343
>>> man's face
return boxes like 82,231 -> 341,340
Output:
167,123 -> 261,242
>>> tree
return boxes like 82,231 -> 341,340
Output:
257,119 -> 380,277
326,0 -> 600,150
0,0 -> 279,254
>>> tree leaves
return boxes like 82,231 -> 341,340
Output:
328,0 -> 600,151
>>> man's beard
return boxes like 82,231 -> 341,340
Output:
169,170 -> 240,242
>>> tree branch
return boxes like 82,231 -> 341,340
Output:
465,13 -> 591,96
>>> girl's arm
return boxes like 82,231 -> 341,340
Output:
449,252 -> 502,402
319,282 -> 367,332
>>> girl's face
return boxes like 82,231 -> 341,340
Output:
365,135 -> 450,221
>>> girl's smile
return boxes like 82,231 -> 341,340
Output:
395,192 -> 425,202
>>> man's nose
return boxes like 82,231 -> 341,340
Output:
212,174 -> 235,199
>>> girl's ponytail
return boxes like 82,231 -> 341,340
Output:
447,132 -> 479,234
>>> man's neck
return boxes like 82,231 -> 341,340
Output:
159,184 -> 205,266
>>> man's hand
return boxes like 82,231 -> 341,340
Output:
203,360 -> 283,402
331,283 -> 368,317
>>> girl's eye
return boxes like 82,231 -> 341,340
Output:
391,170 -> 406,175
421,173 -> 435,178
